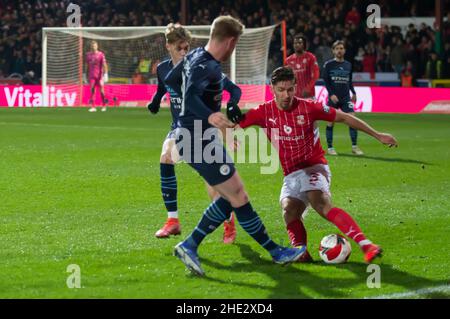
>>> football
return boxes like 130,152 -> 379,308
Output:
319,234 -> 352,264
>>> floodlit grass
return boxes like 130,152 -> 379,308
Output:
0,107 -> 448,298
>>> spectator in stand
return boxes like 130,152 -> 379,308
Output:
417,35 -> 433,77
444,43 -> 450,79
425,51 -> 443,80
345,6 -> 361,27
400,61 -> 416,87
377,49 -> 394,72
353,47 -> 365,72
22,70 -> 39,85
132,69 -> 145,84
11,50 -> 26,75
138,56 -> 151,83
362,47 -> 376,79
0,0 -> 444,82
390,37 -> 406,76
314,40 -> 334,74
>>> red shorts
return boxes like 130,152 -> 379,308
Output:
89,77 -> 104,87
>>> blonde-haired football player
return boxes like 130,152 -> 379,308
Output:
147,23 -> 240,244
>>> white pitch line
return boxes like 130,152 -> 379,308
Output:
366,284 -> 450,299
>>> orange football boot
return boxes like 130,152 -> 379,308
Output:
363,244 -> 383,263
223,213 -> 237,244
155,218 -> 181,238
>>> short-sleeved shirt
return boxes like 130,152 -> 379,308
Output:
323,59 -> 355,101
286,52 -> 320,98
239,97 -> 337,176
86,51 -> 106,79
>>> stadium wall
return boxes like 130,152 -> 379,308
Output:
1,85 -> 450,114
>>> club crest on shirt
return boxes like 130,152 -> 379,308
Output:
296,64 -> 301,69
219,164 -> 231,176
283,125 -> 292,134
296,115 -> 305,125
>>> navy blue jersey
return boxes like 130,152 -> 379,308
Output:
323,59 -> 356,100
152,59 -> 183,130
165,47 -> 241,131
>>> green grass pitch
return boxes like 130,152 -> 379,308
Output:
0,107 -> 449,299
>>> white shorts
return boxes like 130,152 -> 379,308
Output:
279,164 -> 332,218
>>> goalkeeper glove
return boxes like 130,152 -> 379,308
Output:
103,72 -> 109,83
147,100 -> 160,114
226,102 -> 243,124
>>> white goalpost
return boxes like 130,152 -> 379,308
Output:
42,25 -> 277,108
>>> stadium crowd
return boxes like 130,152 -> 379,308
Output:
1,0 -> 449,83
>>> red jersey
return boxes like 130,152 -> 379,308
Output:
285,51 -> 320,98
239,97 -> 336,176
86,51 -> 106,79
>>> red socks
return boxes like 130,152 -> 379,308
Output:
286,208 -> 373,252
286,219 -> 307,247
326,207 -> 372,250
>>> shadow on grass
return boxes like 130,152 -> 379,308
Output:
334,153 -> 432,166
201,243 -> 448,299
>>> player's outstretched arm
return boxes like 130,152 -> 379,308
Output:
334,110 -> 398,147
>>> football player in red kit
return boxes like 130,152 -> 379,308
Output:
285,35 -> 320,99
236,67 -> 398,263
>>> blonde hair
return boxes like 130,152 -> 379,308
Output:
165,23 -> 192,44
210,15 -> 244,41
332,40 -> 345,49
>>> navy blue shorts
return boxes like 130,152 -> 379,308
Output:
175,128 -> 235,186
327,98 -> 355,113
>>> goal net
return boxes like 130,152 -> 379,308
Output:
42,25 -> 277,108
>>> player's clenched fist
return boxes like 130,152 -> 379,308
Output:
226,102 -> 243,123
147,100 -> 160,114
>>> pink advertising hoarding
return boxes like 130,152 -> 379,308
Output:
1,84 -> 449,113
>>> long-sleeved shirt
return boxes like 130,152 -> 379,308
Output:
165,47 -> 241,131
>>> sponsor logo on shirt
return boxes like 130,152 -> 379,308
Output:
283,125 -> 292,134
268,118 -> 277,125
275,135 -> 305,141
